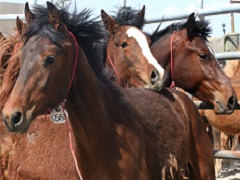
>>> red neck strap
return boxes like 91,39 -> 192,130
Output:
67,31 -> 79,95
107,51 -> 122,81
64,31 -> 83,180
107,36 -> 124,86
170,31 -> 177,88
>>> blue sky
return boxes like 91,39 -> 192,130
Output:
2,0 -> 240,38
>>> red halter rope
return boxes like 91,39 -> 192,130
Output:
170,31 -> 177,88
107,36 -> 124,86
107,51 -> 122,81
63,31 -> 83,180
66,31 -> 78,95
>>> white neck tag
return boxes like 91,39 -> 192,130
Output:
50,105 -> 68,124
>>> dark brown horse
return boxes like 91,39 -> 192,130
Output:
107,6 -> 236,114
150,13 -> 236,114
1,2 -> 215,180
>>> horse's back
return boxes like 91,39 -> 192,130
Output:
123,88 -> 215,179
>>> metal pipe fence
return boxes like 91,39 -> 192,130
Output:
146,4 -> 240,23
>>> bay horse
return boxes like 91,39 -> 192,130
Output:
0,15 -> 77,179
2,2 -> 215,179
109,6 -> 236,114
0,4 -> 164,179
102,6 -> 165,89
150,13 -> 237,114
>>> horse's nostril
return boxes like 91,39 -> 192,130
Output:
227,96 -> 237,110
151,70 -> 159,83
11,111 -> 22,126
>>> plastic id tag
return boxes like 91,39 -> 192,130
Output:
50,105 -> 68,124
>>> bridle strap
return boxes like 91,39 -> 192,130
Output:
67,31 -> 79,95
107,51 -> 122,81
65,31 -> 83,180
61,102 -> 83,180
170,31 -> 177,88
107,36 -> 124,86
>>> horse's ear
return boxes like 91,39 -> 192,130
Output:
47,1 -> 67,33
186,13 -> 195,37
24,2 -> 35,25
16,17 -> 27,35
101,10 -> 118,34
137,5 -> 145,20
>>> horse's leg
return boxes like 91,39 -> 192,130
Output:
190,111 -> 215,180
201,114 -> 214,145
212,128 -> 221,150
207,126 -> 214,146
221,133 -> 230,150
237,135 -> 240,150
231,135 -> 237,151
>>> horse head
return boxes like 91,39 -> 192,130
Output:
102,8 -> 165,91
151,13 -> 237,114
2,2 -> 78,133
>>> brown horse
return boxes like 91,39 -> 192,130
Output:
150,13 -> 237,114
2,2 -> 214,180
105,6 -> 236,115
102,6 -> 165,90
0,14 -> 78,179
0,3 -> 163,180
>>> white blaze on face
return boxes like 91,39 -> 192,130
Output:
126,27 -> 165,79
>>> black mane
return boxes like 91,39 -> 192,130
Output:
151,19 -> 212,43
112,6 -> 145,30
23,4 -> 108,80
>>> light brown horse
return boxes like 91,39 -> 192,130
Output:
2,2 -> 214,180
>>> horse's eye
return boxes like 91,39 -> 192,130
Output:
121,42 -> 128,48
45,56 -> 56,65
198,53 -> 207,60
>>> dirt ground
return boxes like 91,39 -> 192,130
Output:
216,159 -> 240,180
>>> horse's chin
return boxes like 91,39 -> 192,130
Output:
213,101 -> 234,115
143,85 -> 160,92
143,82 -> 163,91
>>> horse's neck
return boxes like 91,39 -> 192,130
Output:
64,47 -> 148,178
67,47 -> 111,140
65,47 -> 119,172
